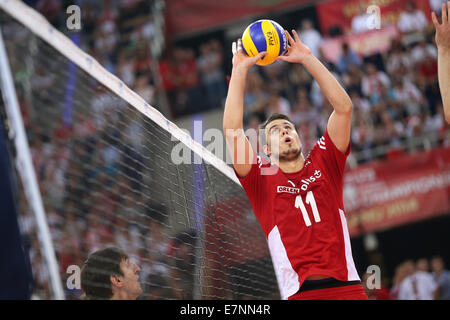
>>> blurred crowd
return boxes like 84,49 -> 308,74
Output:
29,0 -> 449,164
242,7 -> 448,164
27,0 -> 228,118
14,0 -> 199,299
12,0 -> 449,300
18,101 -> 198,299
362,256 -> 450,300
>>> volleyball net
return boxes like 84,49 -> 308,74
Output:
0,0 -> 280,300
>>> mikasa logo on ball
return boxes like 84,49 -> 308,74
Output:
241,19 -> 287,66
266,32 -> 275,46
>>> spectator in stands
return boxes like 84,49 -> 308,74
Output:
341,64 -> 364,95
398,259 -> 438,300
173,47 -> 203,115
431,256 -> 450,299
134,44 -> 153,77
290,87 -> 318,127
94,1 -> 119,60
266,90 -> 291,118
337,42 -> 362,74
411,39 -> 438,65
349,90 -> 371,115
361,63 -> 391,102
390,262 -> 408,300
397,2 -> 428,34
391,77 -> 426,117
351,6 -> 376,34
116,49 -> 136,87
385,40 -> 413,76
297,20 -> 323,58
134,74 -> 155,105
197,40 -> 227,110
243,71 -> 269,122
424,104 -> 446,133
159,50 -> 180,117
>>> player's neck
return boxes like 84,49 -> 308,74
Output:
110,290 -> 133,300
275,153 -> 305,173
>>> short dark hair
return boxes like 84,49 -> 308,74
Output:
259,113 -> 296,146
80,247 -> 128,300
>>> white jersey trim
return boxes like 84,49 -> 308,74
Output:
267,226 -> 300,300
339,209 -> 360,281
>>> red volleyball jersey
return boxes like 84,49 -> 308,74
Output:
235,130 -> 360,299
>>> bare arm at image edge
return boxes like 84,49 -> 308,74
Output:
432,2 -> 450,123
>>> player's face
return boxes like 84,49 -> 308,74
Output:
265,119 -> 302,161
120,258 -> 142,299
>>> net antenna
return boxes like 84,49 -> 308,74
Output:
0,24 -> 64,299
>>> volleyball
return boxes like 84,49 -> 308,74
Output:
241,19 -> 288,66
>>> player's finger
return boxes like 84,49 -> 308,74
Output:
443,2 -> 448,23
284,30 -> 295,46
254,51 -> 267,61
447,1 -> 450,23
237,38 -> 243,51
275,55 -> 289,62
292,29 -> 301,43
432,11 -> 440,27
232,41 -> 237,55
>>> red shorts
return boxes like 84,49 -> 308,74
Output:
288,284 -> 369,300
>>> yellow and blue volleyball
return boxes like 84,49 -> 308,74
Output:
242,19 -> 287,66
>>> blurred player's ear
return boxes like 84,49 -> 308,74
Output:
110,274 -> 123,288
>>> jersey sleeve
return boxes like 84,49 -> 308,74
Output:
314,129 -> 350,191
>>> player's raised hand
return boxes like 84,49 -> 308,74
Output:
276,29 -> 312,64
231,39 -> 267,71
432,2 -> 450,50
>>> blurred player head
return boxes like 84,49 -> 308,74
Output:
431,256 -> 445,274
260,113 -> 302,163
81,246 -> 142,300
416,258 -> 430,272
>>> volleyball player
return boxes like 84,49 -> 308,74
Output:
223,30 -> 368,300
80,247 -> 142,300
432,1 -> 450,123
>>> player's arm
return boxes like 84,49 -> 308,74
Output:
432,2 -> 450,123
277,30 -> 353,153
223,40 -> 266,177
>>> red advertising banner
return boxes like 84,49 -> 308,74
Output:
320,24 -> 399,64
317,0 -> 432,36
165,0 -> 311,38
343,147 -> 450,237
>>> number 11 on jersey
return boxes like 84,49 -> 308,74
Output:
295,191 -> 321,227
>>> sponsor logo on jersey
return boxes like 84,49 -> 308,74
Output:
277,170 -> 323,193
317,136 -> 326,150
277,186 -> 301,194
299,169 -> 322,190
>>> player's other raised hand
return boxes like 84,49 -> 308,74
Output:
276,29 -> 312,65
432,2 -> 450,50
231,39 -> 266,71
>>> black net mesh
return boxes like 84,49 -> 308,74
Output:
0,9 -> 280,300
